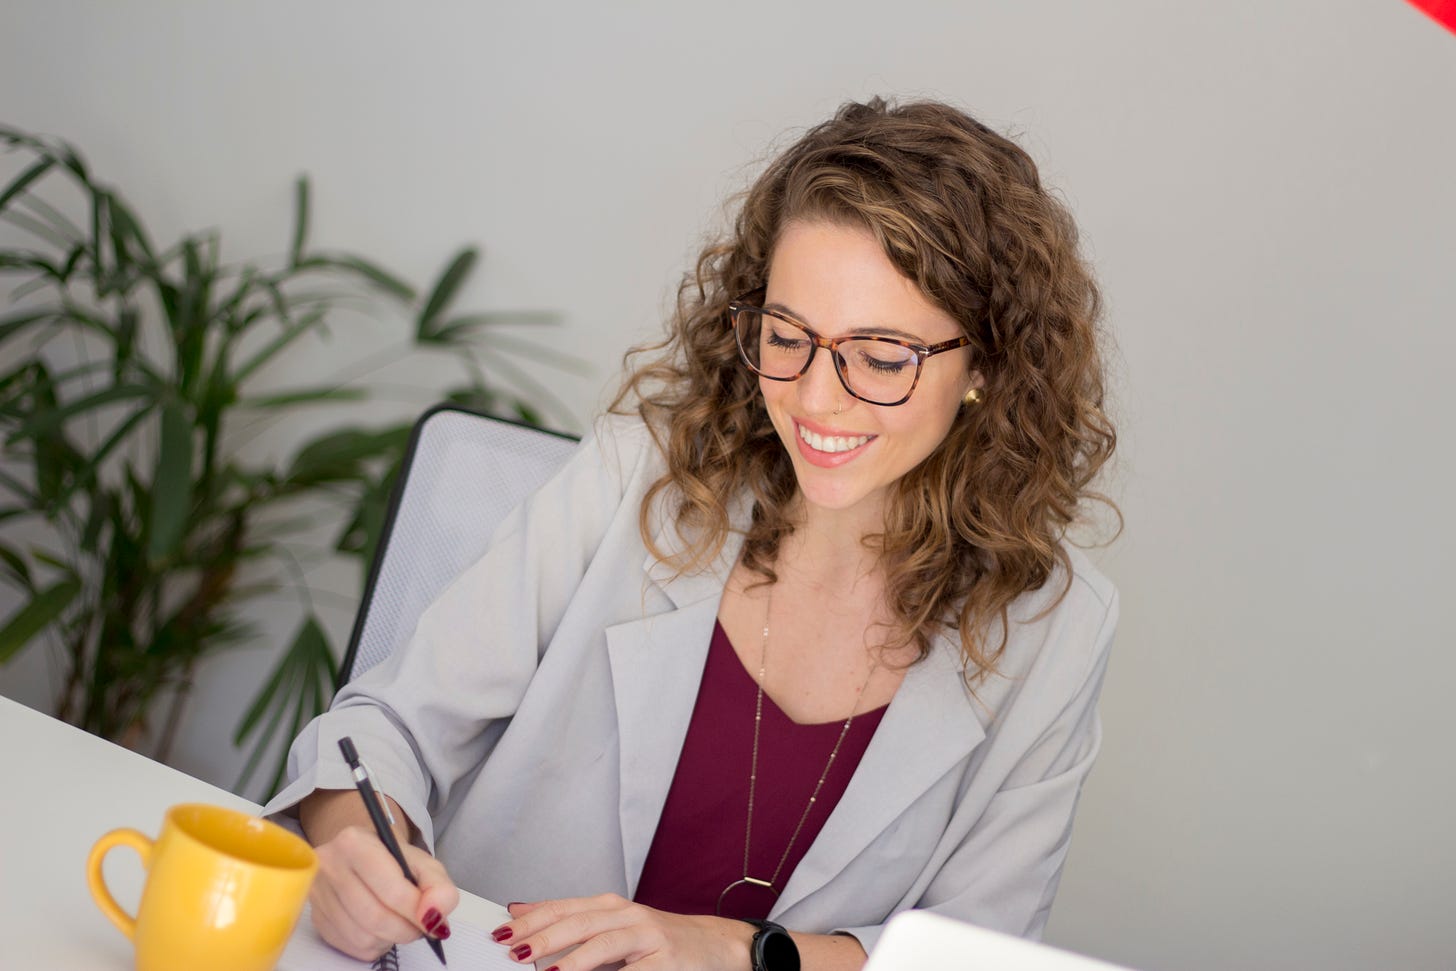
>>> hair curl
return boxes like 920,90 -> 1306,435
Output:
612,97 -> 1117,681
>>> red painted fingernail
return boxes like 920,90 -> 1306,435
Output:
434,921 -> 452,941
511,943 -> 532,961
423,908 -> 443,933
545,966 -> 560,971
491,924 -> 513,942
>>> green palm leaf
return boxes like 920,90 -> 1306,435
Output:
416,247 -> 478,343
147,402 -> 194,561
0,578 -> 80,662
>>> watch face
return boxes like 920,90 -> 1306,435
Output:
757,928 -> 801,971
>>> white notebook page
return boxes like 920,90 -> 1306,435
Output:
279,903 -> 517,971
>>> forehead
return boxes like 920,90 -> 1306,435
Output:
765,220 -> 963,342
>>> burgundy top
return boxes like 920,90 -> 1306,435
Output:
633,621 -> 888,919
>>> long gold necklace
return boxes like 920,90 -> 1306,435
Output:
716,585 -> 878,917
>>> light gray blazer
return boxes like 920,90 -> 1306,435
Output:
265,415 -> 1118,954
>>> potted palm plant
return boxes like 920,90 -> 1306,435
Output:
0,125 -> 579,796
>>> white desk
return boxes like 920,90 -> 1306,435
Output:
0,694 -> 507,970
0,694 -> 1138,971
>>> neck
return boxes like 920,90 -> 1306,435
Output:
777,495 -> 885,593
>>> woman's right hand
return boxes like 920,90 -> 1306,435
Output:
300,791 -> 460,960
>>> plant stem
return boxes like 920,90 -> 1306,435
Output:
56,622 -> 89,724
154,665 -> 194,764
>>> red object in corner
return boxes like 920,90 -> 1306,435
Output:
1407,0 -> 1456,34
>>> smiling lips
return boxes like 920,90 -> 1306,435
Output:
794,420 -> 875,468
799,423 -> 871,453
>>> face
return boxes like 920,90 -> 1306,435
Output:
758,219 -> 979,524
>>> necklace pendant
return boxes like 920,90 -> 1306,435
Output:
716,876 -> 780,918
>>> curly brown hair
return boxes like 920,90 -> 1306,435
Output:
612,96 -> 1117,681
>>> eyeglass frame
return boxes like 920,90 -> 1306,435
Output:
727,290 -> 973,407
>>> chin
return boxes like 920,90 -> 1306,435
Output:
790,468 -> 883,516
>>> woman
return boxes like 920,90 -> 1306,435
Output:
265,97 -> 1119,971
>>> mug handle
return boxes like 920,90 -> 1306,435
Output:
86,828 -> 154,940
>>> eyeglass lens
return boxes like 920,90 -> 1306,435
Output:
734,309 -> 919,405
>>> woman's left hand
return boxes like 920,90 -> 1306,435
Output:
492,894 -> 754,971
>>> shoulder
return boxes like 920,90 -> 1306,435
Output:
1055,544 -> 1119,633
494,414 -> 666,547
979,544 -> 1119,699
1010,544 -> 1117,637
556,412 -> 668,503
585,412 -> 666,479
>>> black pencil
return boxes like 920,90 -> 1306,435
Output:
338,736 -> 447,966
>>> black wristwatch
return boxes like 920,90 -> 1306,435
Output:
742,918 -> 800,971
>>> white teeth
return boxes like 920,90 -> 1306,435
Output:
798,424 -> 871,454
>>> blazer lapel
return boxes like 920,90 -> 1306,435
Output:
605,526 -> 745,896
772,638 -> 988,918
602,497 -> 984,911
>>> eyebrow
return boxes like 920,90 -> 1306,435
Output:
762,301 -> 929,344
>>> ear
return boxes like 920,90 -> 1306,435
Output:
961,370 -> 986,406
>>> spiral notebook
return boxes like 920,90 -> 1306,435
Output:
279,904 -> 515,970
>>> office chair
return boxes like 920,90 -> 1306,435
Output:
336,405 -> 579,686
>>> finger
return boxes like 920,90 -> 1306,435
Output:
330,872 -> 424,950
546,925 -> 651,971
494,893 -> 608,947
503,892 -> 628,938
309,873 -> 396,961
555,912 -> 745,971
493,901 -> 537,944
503,896 -> 641,965
403,844 -> 460,938
621,957 -> 679,971
312,859 -> 381,947
334,829 -> 433,935
322,839 -> 426,948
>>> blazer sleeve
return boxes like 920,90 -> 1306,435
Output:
835,583 -> 1118,954
261,415 -> 656,849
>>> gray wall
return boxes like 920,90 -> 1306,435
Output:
1,2 -> 1453,969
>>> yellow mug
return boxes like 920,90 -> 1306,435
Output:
87,803 -> 318,971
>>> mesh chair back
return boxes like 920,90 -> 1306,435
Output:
338,406 -> 578,686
